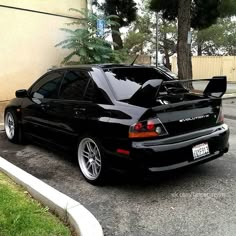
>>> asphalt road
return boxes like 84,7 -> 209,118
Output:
223,98 -> 236,120
0,120 -> 236,235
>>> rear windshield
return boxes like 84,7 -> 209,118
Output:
158,65 -> 178,79
104,67 -> 171,101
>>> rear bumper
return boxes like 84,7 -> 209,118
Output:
105,124 -> 230,171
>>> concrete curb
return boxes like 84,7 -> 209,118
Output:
0,157 -> 103,236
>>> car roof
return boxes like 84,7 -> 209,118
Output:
48,63 -> 157,72
95,63 -> 155,69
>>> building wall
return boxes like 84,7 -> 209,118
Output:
0,0 -> 87,101
136,55 -> 151,65
172,56 -> 236,82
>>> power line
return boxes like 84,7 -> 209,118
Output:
0,4 -> 84,20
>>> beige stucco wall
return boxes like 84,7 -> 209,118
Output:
0,0 -> 87,101
172,56 -> 236,81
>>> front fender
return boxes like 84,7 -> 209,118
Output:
4,98 -> 23,122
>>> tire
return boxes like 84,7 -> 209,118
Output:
77,136 -> 107,185
4,109 -> 24,144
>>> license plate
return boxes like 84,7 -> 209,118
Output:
192,143 -> 210,160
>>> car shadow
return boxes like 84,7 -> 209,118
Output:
31,140 -> 210,187
104,164 -> 210,188
32,139 -> 217,190
1,134 -> 218,190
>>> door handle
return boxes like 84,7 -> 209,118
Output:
74,108 -> 86,116
41,103 -> 50,110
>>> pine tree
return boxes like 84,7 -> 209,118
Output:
150,0 -> 236,80
102,0 -> 137,50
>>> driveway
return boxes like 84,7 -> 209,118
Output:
0,120 -> 236,236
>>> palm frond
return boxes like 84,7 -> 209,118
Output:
56,8 -> 128,64
62,51 -> 78,64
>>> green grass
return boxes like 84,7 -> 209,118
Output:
0,172 -> 72,236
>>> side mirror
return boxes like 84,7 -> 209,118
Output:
15,89 -> 28,98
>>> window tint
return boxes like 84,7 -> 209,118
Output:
158,66 -> 178,79
84,79 -> 110,104
83,79 -> 94,101
31,71 -> 63,99
59,70 -> 91,100
104,68 -> 168,101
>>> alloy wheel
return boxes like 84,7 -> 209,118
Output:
5,112 -> 15,140
78,138 -> 102,181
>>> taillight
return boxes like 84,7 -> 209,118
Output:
129,118 -> 168,138
147,120 -> 155,131
216,106 -> 224,124
134,122 -> 143,131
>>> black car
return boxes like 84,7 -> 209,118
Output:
4,64 -> 229,184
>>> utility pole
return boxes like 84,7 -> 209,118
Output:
88,0 -> 97,13
87,0 -> 92,11
156,12 -> 159,68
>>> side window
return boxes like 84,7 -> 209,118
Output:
83,79 -> 95,101
155,72 -> 168,81
84,79 -> 110,104
31,71 -> 63,99
59,70 -> 91,100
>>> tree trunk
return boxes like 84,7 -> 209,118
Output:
164,54 -> 171,69
163,42 -> 171,69
111,24 -> 123,50
177,0 -> 192,81
162,20 -> 171,69
197,32 -> 202,56
197,43 -> 202,56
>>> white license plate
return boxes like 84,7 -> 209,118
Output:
192,143 -> 210,160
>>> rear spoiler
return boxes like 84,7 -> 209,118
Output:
161,76 -> 227,98
129,76 -> 227,106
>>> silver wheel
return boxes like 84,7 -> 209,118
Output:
5,112 -> 15,140
78,138 -> 102,181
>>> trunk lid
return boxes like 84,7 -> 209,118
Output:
129,76 -> 226,137
140,94 -> 221,136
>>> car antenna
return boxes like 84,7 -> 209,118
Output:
130,54 -> 139,66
